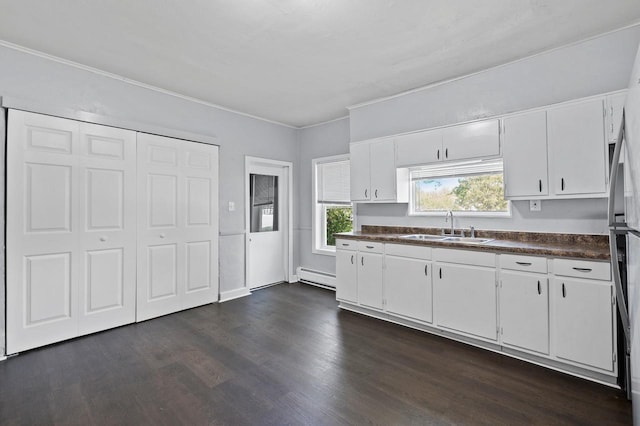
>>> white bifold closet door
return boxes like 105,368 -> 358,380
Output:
6,110 -> 137,354
136,133 -> 219,321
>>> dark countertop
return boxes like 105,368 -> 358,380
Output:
335,226 -> 611,261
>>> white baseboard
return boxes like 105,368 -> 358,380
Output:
219,287 -> 251,302
296,267 -> 336,288
289,274 -> 299,283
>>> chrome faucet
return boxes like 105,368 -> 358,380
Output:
444,210 -> 454,236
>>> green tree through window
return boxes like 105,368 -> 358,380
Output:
326,206 -> 353,246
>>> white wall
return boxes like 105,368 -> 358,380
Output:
296,118 -> 350,275
350,25 -> 640,142
0,44 -> 298,321
347,25 -> 640,236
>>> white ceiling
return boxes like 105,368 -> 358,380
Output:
0,1 -> 639,128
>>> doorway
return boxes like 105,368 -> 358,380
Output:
245,157 -> 293,290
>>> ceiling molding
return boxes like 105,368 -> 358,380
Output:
298,115 -> 349,130
0,39 -> 299,130
347,21 -> 640,111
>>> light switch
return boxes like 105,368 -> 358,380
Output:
228,201 -> 235,212
529,200 -> 541,211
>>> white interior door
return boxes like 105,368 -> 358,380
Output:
6,110 -> 137,353
77,122 -> 137,335
137,133 -> 218,321
247,164 -> 286,289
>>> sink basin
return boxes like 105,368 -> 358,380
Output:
441,236 -> 494,244
399,234 -> 446,241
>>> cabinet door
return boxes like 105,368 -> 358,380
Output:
553,278 -> 614,371
547,99 -> 607,196
336,249 -> 357,303
395,129 -> 443,167
503,111 -> 549,198
606,92 -> 626,143
349,143 -> 371,201
500,272 -> 549,354
434,263 -> 497,340
442,119 -> 500,161
370,139 -> 397,201
357,252 -> 383,310
385,256 -> 432,323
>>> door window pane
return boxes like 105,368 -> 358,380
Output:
250,174 -> 278,232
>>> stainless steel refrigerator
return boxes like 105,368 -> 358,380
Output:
609,39 -> 640,421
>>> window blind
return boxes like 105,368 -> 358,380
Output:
317,159 -> 351,204
411,158 -> 503,180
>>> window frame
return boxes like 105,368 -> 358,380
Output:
408,157 -> 511,218
312,154 -> 352,256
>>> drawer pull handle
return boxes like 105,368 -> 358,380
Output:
562,283 -> 566,298
437,149 -> 440,160
537,280 -> 541,295
366,245 -> 374,249
351,255 -> 354,264
365,189 -> 368,198
424,264 -> 428,276
439,268 -> 442,279
572,267 -> 592,273
342,243 -> 349,247
539,179 -> 542,192
516,262 -> 532,266
375,189 -> 378,198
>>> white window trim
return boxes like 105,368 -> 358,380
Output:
408,158 -> 511,217
312,154 -> 351,256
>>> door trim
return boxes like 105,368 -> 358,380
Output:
244,156 -> 294,291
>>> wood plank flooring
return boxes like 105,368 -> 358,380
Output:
0,283 -> 631,425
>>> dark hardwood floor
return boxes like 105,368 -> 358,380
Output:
0,283 -> 631,425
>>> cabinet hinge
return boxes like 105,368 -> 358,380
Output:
612,294 -> 616,305
496,326 -> 500,335
613,352 -> 617,362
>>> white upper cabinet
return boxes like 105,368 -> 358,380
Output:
547,99 -> 607,196
395,128 -> 443,167
370,139 -> 398,201
395,119 -> 500,168
503,110 -> 549,198
442,119 -> 500,161
350,138 -> 408,203
605,92 -> 626,144
349,142 -> 371,201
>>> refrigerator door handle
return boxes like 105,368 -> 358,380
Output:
608,110 -> 625,228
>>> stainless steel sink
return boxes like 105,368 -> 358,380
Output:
441,236 -> 494,244
399,234 -> 446,241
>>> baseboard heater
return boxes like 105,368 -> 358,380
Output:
296,267 -> 336,291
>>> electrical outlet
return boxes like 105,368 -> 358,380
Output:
228,201 -> 235,212
529,200 -> 541,211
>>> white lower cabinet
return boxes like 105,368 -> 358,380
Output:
385,252 -> 432,323
336,244 -> 358,304
500,271 -> 549,354
434,262 -> 497,341
552,277 -> 614,372
357,251 -> 384,310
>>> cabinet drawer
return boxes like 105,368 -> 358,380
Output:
434,248 -> 496,267
335,239 -> 357,251
553,258 -> 611,281
357,241 -> 384,253
500,254 -> 548,273
385,243 -> 432,260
